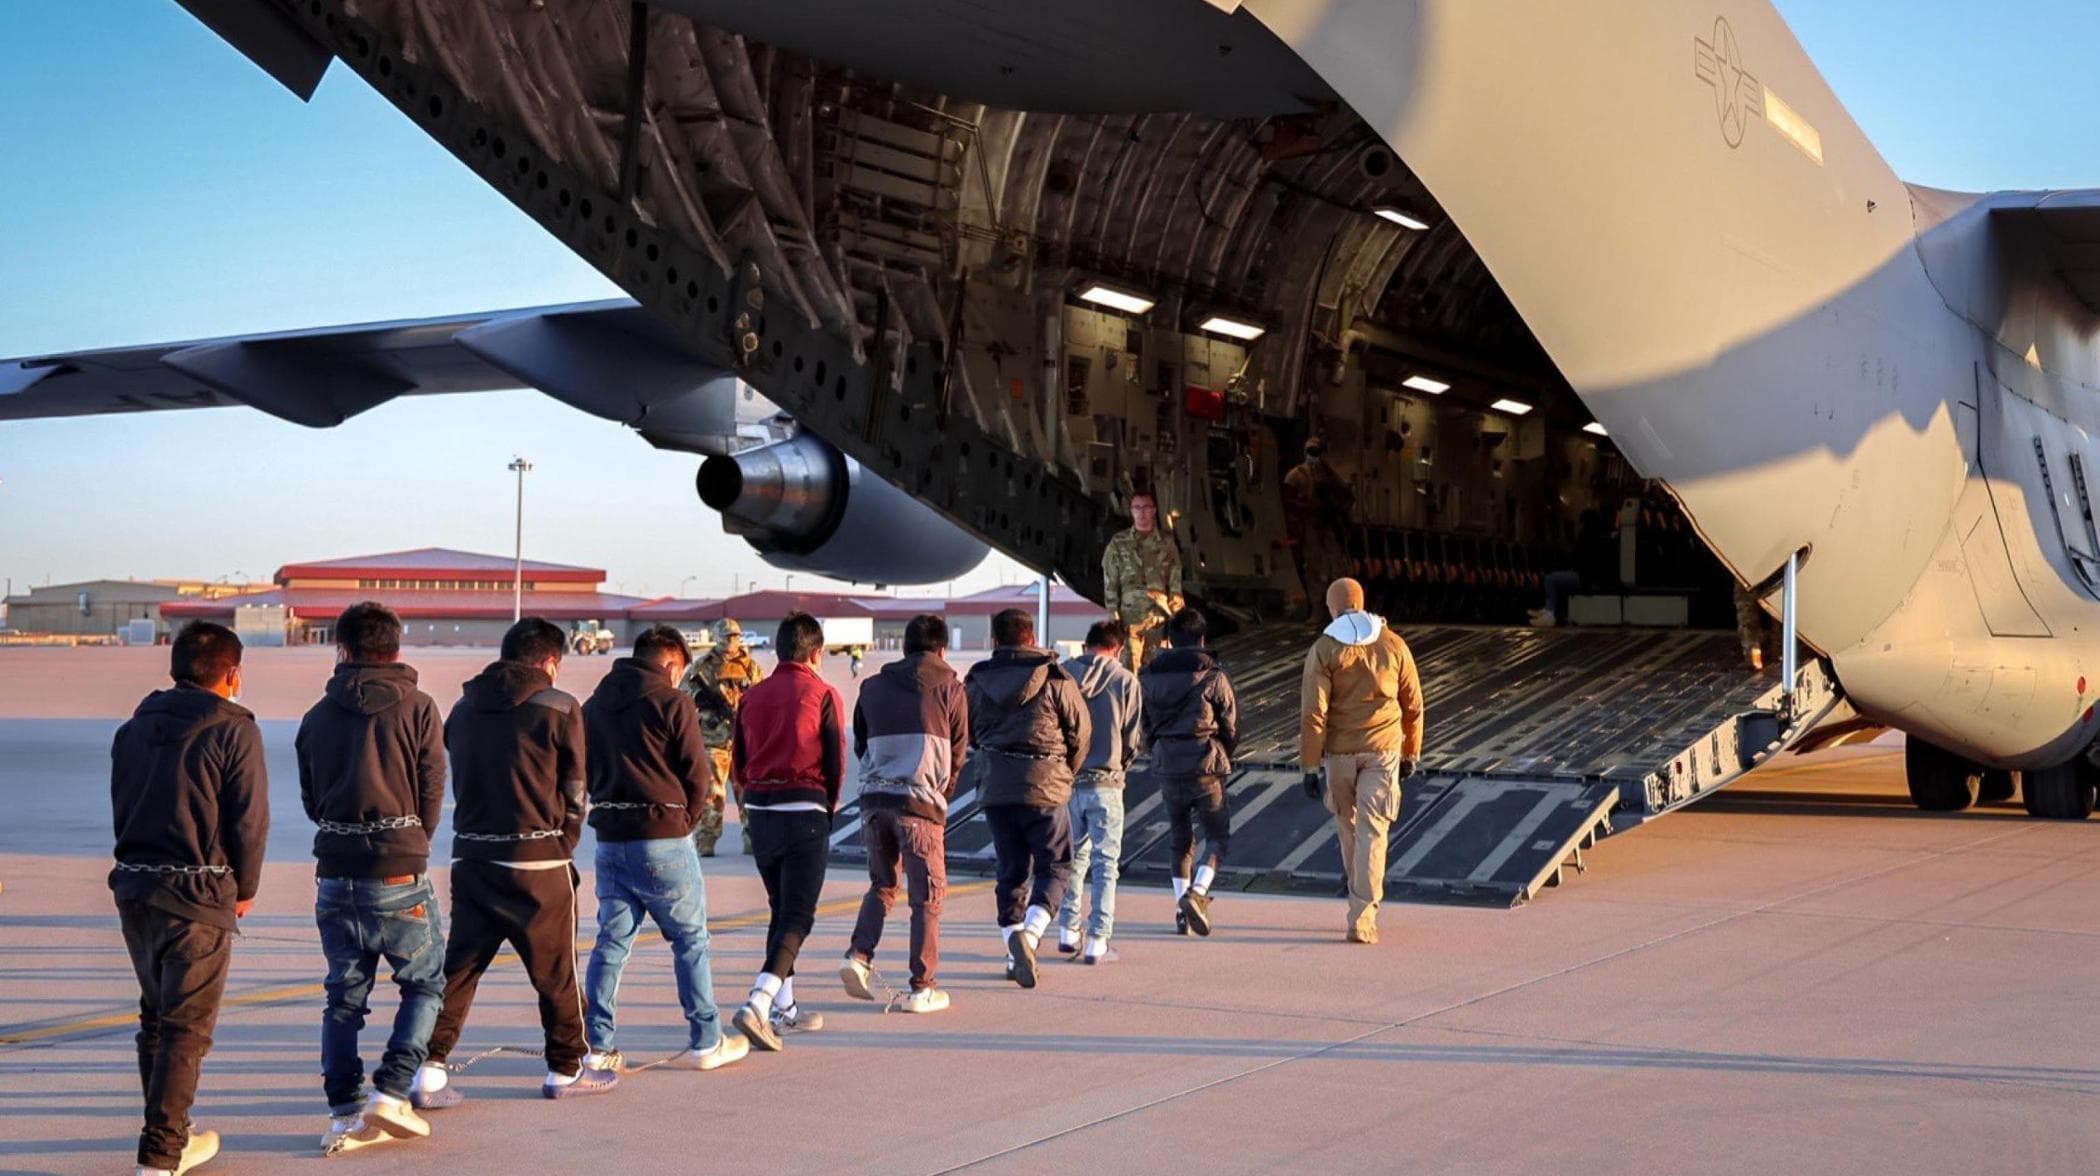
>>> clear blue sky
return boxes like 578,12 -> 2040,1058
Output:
2,1 -> 2095,597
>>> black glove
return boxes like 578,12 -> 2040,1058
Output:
1397,759 -> 1417,780
1302,771 -> 1323,800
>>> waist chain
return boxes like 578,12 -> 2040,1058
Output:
316,815 -> 423,836
454,828 -> 564,843
114,861 -> 230,876
591,801 -> 687,812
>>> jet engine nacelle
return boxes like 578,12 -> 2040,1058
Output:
697,434 -> 988,586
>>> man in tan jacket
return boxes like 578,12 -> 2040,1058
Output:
1299,578 -> 1423,944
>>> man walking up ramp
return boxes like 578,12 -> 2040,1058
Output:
1058,620 -> 1140,964
1300,578 -> 1424,944
1139,608 -> 1239,938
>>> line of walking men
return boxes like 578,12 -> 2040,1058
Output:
107,575 -> 1421,1175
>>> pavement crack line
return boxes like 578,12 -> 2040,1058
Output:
931,822 -> 2046,1173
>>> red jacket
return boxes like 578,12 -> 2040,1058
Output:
731,661 -> 848,811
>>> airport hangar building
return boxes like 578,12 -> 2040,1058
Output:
159,548 -> 652,648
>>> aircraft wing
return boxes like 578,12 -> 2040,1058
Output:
0,297 -> 781,440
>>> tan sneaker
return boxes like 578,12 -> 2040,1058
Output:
1346,926 -> 1380,944
363,1092 -> 430,1139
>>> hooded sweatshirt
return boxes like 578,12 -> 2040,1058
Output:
296,662 -> 446,879
1060,651 -> 1142,789
964,646 -> 1090,809
584,657 -> 714,842
854,652 -> 969,823
445,660 -> 587,863
109,683 -> 270,929
1299,611 -> 1424,766
1138,647 -> 1239,779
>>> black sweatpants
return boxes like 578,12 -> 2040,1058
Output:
983,802 -> 1073,928
747,808 -> 833,977
118,900 -> 233,1171
1162,775 -> 1231,882
426,860 -> 586,1076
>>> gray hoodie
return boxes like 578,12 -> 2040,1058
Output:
1060,652 -> 1142,789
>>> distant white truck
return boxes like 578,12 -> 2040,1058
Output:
815,615 -> 873,655
118,618 -> 158,646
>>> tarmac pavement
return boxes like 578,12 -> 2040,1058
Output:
4,647 -> 2100,1173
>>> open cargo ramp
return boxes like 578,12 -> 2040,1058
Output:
832,623 -> 1841,908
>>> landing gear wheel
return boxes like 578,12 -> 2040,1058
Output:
2021,763 -> 2096,820
1978,770 -> 2016,804
1905,738 -> 1980,811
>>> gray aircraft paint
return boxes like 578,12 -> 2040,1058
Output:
1245,0 -> 2100,767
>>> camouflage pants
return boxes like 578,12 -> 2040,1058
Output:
1119,610 -> 1168,672
691,746 -> 749,855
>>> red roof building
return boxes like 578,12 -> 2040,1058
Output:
160,548 -> 646,647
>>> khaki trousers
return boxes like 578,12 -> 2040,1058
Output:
1323,751 -> 1404,935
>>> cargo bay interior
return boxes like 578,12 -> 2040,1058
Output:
276,2 -> 1825,903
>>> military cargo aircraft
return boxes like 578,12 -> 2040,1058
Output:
7,0 -> 2095,901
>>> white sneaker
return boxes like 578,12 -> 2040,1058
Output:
583,1049 -> 625,1072
668,1034 -> 750,1071
898,987 -> 950,1014
839,955 -> 875,1001
1527,608 -> 1557,628
363,1091 -> 430,1139
320,1115 -> 389,1156
173,1127 -> 220,1173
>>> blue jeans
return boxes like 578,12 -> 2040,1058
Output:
315,875 -> 446,1113
586,838 -> 721,1053
1059,787 -> 1124,940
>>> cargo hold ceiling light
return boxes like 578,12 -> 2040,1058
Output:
1490,398 -> 1534,416
1583,421 -> 1609,436
1373,206 -> 1430,230
1401,374 -> 1450,394
1197,314 -> 1266,341
1076,282 -> 1157,315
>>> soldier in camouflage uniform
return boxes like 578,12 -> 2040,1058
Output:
682,618 -> 765,855
1101,492 -> 1184,670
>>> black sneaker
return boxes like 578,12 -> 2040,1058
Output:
1174,910 -> 1190,936
1180,891 -> 1213,937
1006,929 -> 1038,989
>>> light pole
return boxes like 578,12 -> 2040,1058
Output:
680,574 -> 700,598
508,457 -> 533,623
784,573 -> 796,594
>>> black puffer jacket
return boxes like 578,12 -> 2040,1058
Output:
963,646 -> 1090,808
584,657 -> 713,842
297,662 -> 446,878
445,661 -> 587,863
1139,647 -> 1240,779
110,684 -> 270,929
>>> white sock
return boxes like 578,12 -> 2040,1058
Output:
777,976 -> 796,1012
412,1063 -> 448,1093
1172,876 -> 1190,899
1193,865 -> 1216,895
1085,935 -> 1109,958
748,971 -> 783,1018
1000,924 -> 1021,959
1060,925 -> 1082,948
544,1069 -> 579,1087
1021,905 -> 1052,946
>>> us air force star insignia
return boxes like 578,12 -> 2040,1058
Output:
1693,16 -> 1763,148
